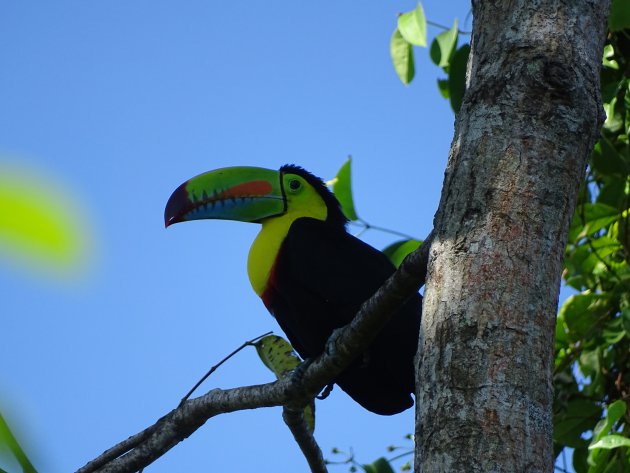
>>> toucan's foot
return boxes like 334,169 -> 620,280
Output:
324,327 -> 345,358
291,357 -> 315,384
291,359 -> 335,400
317,383 -> 334,400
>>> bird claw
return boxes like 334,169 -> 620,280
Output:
290,357 -> 335,401
291,357 -> 315,384
317,383 -> 334,400
325,327 -> 345,357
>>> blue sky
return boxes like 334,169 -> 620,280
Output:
0,2 -> 478,471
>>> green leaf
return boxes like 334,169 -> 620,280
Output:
554,398 -> 602,447
601,76 -> 624,104
609,0 -> 630,31
587,236 -> 623,258
255,334 -> 301,377
0,413 -> 38,473
572,446 -> 589,473
591,139 -> 630,177
362,457 -> 396,473
593,400 -> 627,443
555,312 -> 569,350
602,318 -> 626,345
579,348 -> 607,397
448,44 -> 470,113
604,97 -> 624,133
572,203 -> 621,240
397,4 -> 427,47
430,19 -> 458,69
437,78 -> 450,98
391,29 -> 415,85
603,44 -> 620,70
558,294 -> 600,341
255,335 -> 315,432
0,163 -> 90,277
382,239 -> 422,268
596,177 -> 627,209
622,308 -> 630,335
331,157 -> 359,221
564,245 -> 599,288
590,434 -> 630,450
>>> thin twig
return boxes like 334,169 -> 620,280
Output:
282,407 -> 327,473
387,450 -> 413,463
180,331 -> 273,404
426,19 -> 471,35
351,218 -> 418,241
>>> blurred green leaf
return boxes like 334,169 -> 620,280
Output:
572,203 -> 620,240
596,177 -> 627,208
430,19 -> 458,68
602,318 -> 625,345
603,44 -> 619,70
555,311 -> 569,349
609,0 -> 630,31
621,308 -> 630,335
391,29 -> 415,85
437,78 -> 450,98
604,97 -> 624,133
564,246 -> 600,291
448,44 -> 470,113
593,400 -> 627,443
587,236 -> 623,257
255,335 -> 315,432
592,139 -> 629,176
580,348 -> 606,397
0,164 -> 89,275
331,158 -> 359,221
397,3 -> 427,47
601,76 -> 624,104
590,434 -> 630,450
382,239 -> 422,268
558,294 -> 601,341
554,399 -> 602,447
362,457 -> 395,473
0,413 -> 37,473
572,446 -> 589,473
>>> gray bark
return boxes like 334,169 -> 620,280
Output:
415,1 -> 609,472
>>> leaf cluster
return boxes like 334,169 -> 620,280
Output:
389,3 -> 469,114
553,10 -> 630,470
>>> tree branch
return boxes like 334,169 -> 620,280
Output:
282,407 -> 327,473
76,232 -> 433,473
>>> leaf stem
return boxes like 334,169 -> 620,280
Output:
426,19 -> 471,35
179,330 -> 273,404
387,450 -> 413,463
352,218 -> 418,241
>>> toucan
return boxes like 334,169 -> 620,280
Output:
164,165 -> 421,415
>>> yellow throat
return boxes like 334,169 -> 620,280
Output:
247,182 -> 328,296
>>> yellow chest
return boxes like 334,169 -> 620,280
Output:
247,216 -> 293,296
247,204 -> 327,296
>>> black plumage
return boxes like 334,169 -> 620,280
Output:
262,216 -> 422,415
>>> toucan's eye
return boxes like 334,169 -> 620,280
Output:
289,179 -> 301,191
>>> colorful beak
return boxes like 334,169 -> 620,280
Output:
164,166 -> 286,227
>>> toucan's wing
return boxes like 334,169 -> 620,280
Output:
265,217 -> 421,415
266,217 -> 398,357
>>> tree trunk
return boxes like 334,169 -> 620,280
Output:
415,1 -> 609,471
